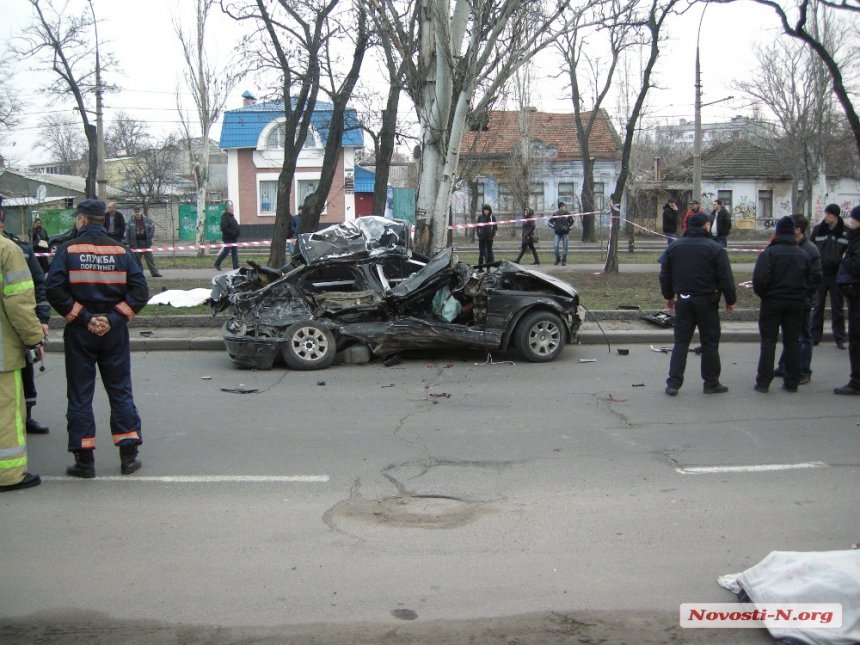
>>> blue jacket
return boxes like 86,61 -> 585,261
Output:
46,225 -> 149,329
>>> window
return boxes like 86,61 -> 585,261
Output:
717,190 -> 732,213
593,182 -> 605,210
297,179 -> 325,214
260,181 -> 278,214
529,182 -> 544,214
265,124 -> 317,150
758,190 -> 773,225
498,184 -> 514,214
557,182 -> 576,211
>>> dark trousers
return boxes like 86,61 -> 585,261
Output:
757,299 -> 804,389
776,306 -> 813,377
133,249 -> 160,276
478,239 -> 494,265
846,295 -> 860,388
811,273 -> 846,344
215,243 -> 239,270
667,295 -> 722,389
64,324 -> 141,451
515,241 -> 539,264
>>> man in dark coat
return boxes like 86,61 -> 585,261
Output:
709,199 -> 732,248
214,203 -> 240,271
476,204 -> 497,266
834,205 -> 860,395
659,211 -> 736,396
774,214 -> 822,384
661,198 -> 679,244
752,216 -> 813,393
104,202 -> 126,243
810,203 -> 848,348
514,207 -> 539,264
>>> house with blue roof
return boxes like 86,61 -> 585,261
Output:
218,92 -> 365,232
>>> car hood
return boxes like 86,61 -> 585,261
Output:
510,263 -> 579,298
297,216 -> 412,265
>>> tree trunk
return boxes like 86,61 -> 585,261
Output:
372,84 -> 400,217
85,123 -> 98,198
580,158 -> 595,243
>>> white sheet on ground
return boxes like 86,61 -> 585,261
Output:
147,288 -> 211,307
719,549 -> 860,644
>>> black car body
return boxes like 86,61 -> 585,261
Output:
209,217 -> 583,370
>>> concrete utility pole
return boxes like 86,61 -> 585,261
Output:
88,0 -> 106,200
692,4 -> 707,204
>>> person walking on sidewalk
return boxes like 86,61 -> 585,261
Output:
659,211 -> 736,396
833,205 -> 860,395
476,204 -> 497,265
515,208 -> 540,264
811,203 -> 849,349
214,203 -> 240,271
549,200 -> 574,265
127,207 -> 163,278
0,233 -> 46,493
752,216 -> 813,393
46,199 -> 150,478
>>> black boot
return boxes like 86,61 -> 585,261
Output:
26,404 -> 50,435
26,403 -> 51,434
119,445 -> 142,475
67,450 -> 95,479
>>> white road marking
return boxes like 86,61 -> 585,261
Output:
677,462 -> 827,475
43,475 -> 330,483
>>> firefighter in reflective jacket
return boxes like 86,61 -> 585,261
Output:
46,199 -> 149,478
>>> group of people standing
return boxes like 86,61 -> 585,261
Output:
1,199 -> 149,492
481,200 -> 575,267
662,198 -> 732,247
660,201 -> 860,398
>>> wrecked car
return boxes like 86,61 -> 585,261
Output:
209,216 -> 583,370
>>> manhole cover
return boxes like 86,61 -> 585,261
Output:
328,494 -> 487,529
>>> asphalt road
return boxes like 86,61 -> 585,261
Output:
1,343 -> 857,644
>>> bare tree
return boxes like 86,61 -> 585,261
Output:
105,111 -> 152,158
556,0 -> 637,243
37,113 -> 87,173
13,0 -> 110,196
734,11 -> 842,215
176,0 -> 243,256
222,0 -> 369,267
0,63 -> 21,130
710,0 -> 860,162
369,0 -> 574,253
604,0 -> 679,273
121,135 -> 182,208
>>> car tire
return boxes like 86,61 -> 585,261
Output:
281,321 -> 336,370
514,311 -> 566,363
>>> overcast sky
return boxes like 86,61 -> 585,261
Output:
2,0 -> 781,168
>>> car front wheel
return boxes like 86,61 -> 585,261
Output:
514,311 -> 566,363
281,321 -> 336,370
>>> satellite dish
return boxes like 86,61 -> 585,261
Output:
36,185 -> 47,202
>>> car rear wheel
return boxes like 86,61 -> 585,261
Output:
515,311 -> 565,362
281,321 -> 336,370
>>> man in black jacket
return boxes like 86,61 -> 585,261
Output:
214,203 -> 240,271
659,211 -> 736,396
810,203 -> 848,348
752,216 -> 813,393
661,198 -> 679,244
709,199 -> 732,248
834,205 -> 860,395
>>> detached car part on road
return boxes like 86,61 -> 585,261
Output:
208,217 -> 583,370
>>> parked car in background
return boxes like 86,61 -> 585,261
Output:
208,216 -> 583,370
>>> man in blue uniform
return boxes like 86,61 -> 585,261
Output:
46,199 -> 149,478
